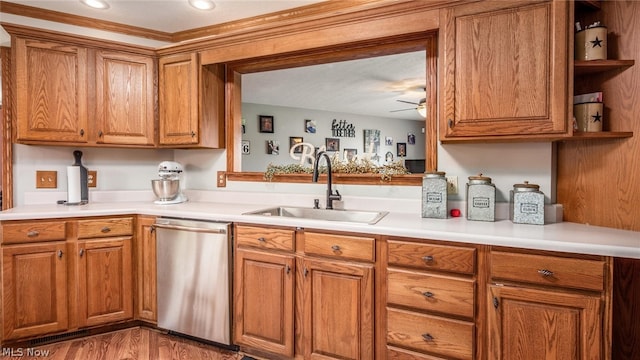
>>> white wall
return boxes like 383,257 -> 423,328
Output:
11,137 -> 554,207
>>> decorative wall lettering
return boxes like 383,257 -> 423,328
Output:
331,119 -> 356,137
289,142 -> 317,165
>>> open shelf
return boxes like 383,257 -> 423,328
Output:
574,59 -> 635,75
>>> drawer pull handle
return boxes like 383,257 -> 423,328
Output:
422,255 -> 434,262
423,291 -> 434,298
422,333 -> 434,342
257,237 -> 266,242
331,245 -> 341,251
538,269 -> 554,277
27,230 -> 40,237
101,227 -> 111,233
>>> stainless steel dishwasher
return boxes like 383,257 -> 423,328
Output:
154,217 -> 232,346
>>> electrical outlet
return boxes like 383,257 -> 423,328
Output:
88,170 -> 97,188
36,170 -> 57,189
446,176 -> 458,195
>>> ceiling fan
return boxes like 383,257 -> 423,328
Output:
391,98 -> 427,118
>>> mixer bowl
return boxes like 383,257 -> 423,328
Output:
152,179 -> 180,201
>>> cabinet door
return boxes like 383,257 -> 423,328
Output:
135,216 -> 156,322
95,50 -> 156,146
2,242 -> 68,340
234,249 -> 295,357
77,237 -> 133,327
439,1 -> 570,140
158,53 -> 199,146
15,37 -> 88,143
488,285 -> 602,360
302,257 -> 374,360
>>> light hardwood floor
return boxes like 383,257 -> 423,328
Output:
2,327 -> 243,360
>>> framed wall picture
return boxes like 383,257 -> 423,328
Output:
325,138 -> 340,152
305,119 -> 317,133
397,142 -> 407,157
259,115 -> 274,133
344,148 -> 357,161
289,136 -> 304,153
266,140 -> 280,155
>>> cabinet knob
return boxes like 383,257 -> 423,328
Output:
421,333 -> 434,342
448,119 -> 453,128
303,267 -> 309,277
285,265 -> 291,274
80,129 -> 85,136
57,250 -> 64,258
537,269 -> 554,277
422,255 -> 434,262
331,245 -> 341,251
101,227 -> 111,233
493,297 -> 499,309
257,237 -> 266,242
79,248 -> 85,257
191,131 -> 196,137
422,291 -> 434,298
27,230 -> 40,237
98,130 -> 103,137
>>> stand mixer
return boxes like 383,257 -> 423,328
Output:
152,161 -> 188,204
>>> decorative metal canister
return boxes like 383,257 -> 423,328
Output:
510,181 -> 545,225
422,171 -> 448,219
466,174 -> 496,222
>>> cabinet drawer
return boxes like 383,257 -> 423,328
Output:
387,307 -> 474,360
303,232 -> 375,262
1,221 -> 67,244
77,217 -> 133,239
388,240 -> 476,274
236,225 -> 295,251
387,346 -> 447,360
491,251 -> 605,291
387,269 -> 475,318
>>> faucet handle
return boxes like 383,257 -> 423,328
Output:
313,199 -> 320,209
334,189 -> 342,199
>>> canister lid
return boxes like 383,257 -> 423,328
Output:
513,181 -> 540,192
424,171 -> 446,178
468,173 -> 492,184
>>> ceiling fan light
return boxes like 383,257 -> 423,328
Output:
189,0 -> 216,10
79,0 -> 109,9
417,99 -> 427,118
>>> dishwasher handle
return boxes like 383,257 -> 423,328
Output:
152,223 -> 227,235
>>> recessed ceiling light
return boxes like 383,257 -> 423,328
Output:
188,0 -> 216,11
79,0 -> 110,10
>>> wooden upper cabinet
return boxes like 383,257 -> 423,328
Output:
95,50 -> 156,146
158,53 -> 225,148
439,0 -> 571,141
15,37 -> 88,143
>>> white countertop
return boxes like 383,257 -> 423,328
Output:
1,193 -> 638,259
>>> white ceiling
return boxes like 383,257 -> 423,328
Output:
1,0 -> 428,120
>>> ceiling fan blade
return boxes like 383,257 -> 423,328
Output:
396,99 -> 420,105
390,108 -> 416,112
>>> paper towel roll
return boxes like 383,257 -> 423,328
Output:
67,166 -> 81,204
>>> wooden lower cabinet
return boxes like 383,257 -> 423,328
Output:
487,249 -> 609,360
234,225 -> 374,360
301,257 -> 374,360
487,285 -> 602,360
234,248 -> 295,357
76,237 -> 133,327
0,216 -> 134,344
135,216 -> 157,323
1,241 -> 69,340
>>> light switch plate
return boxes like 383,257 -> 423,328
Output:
36,171 -> 57,189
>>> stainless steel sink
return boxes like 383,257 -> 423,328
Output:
243,206 -> 388,225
